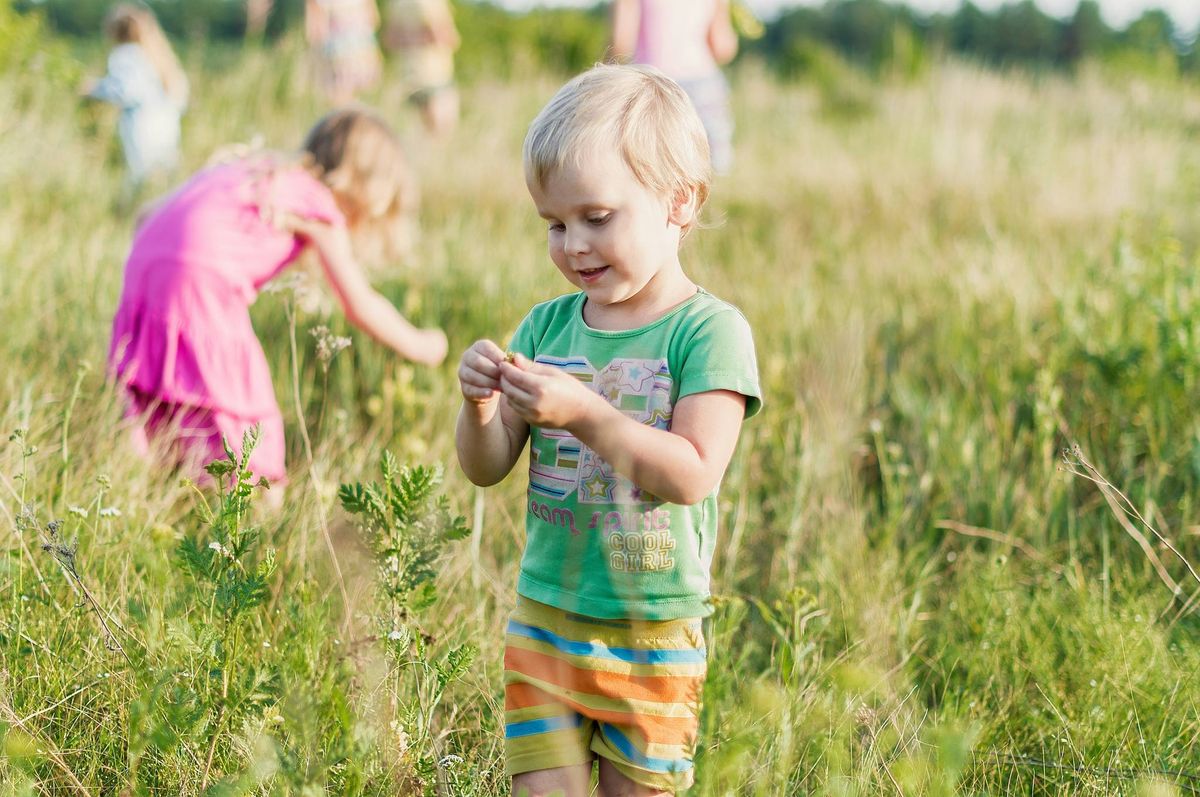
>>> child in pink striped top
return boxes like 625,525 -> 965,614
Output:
611,0 -> 739,174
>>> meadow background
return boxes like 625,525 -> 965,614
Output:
3,1 -> 1200,794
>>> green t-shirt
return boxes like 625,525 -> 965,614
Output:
508,289 -> 762,620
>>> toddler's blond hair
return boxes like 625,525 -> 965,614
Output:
523,63 -> 712,231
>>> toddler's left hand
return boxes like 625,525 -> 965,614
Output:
500,354 -> 603,430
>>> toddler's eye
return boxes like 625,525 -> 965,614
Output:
587,214 -> 611,226
548,222 -> 565,233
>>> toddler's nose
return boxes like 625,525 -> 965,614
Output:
564,226 -> 590,256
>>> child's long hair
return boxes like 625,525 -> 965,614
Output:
105,4 -> 189,109
301,108 -> 418,262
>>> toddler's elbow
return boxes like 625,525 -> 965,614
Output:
462,468 -> 503,488
455,448 -> 507,488
670,481 -> 715,507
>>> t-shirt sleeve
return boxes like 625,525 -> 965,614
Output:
507,309 -> 539,360
677,308 -> 763,419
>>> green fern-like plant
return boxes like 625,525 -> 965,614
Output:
338,452 -> 469,624
173,426 -> 280,790
339,452 -> 475,795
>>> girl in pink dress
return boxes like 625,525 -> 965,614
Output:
109,108 -> 447,489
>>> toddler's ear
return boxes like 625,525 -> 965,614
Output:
668,187 -> 698,228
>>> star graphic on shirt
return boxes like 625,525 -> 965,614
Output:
596,373 -> 622,402
646,406 -> 672,430
582,471 -> 614,502
625,362 -> 655,391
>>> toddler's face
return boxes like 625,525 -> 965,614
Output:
527,147 -> 689,323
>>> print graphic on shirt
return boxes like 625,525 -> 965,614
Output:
529,355 -> 672,501
528,355 -> 677,572
527,356 -> 594,502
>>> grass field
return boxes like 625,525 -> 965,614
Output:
3,25 -> 1200,796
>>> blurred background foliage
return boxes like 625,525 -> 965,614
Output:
11,0 -> 1200,81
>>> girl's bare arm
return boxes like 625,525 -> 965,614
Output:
456,396 -> 530,487
456,341 -> 530,485
708,0 -> 739,65
610,0 -> 640,61
289,217 -> 447,366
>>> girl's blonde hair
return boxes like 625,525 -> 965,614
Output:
302,108 -> 418,262
523,63 -> 712,231
105,4 -> 189,109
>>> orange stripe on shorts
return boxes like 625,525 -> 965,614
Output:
505,681 -> 698,746
504,647 -> 703,707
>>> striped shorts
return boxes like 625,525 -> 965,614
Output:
504,597 -> 707,792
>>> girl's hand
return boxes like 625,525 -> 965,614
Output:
459,339 -> 505,405
79,77 -> 99,97
500,353 -> 604,429
412,328 -> 449,366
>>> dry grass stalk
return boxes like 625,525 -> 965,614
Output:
0,675 -> 93,797
1060,444 -> 1200,609
935,519 -> 1062,573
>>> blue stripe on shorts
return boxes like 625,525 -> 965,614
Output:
600,724 -> 694,773
506,620 -> 706,665
506,713 -> 584,739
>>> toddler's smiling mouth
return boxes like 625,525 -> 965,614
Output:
577,266 -> 609,283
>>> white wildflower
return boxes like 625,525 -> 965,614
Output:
208,541 -> 234,559
99,506 -> 121,518
311,325 -> 352,365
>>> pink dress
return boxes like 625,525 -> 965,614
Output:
109,159 -> 345,483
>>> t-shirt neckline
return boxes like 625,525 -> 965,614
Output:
575,288 -> 707,338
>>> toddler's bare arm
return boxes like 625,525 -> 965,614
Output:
499,357 -> 745,505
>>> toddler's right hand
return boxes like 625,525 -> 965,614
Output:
458,339 -> 506,405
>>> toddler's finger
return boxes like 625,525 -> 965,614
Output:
474,339 -> 507,363
499,361 -> 537,390
509,353 -> 557,378
459,360 -> 500,387
464,351 -> 501,378
462,384 -> 498,402
499,373 -> 535,406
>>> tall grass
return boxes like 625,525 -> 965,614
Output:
2,29 -> 1199,795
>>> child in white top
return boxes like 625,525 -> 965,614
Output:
85,4 -> 188,194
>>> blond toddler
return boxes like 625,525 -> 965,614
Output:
456,64 -> 762,796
